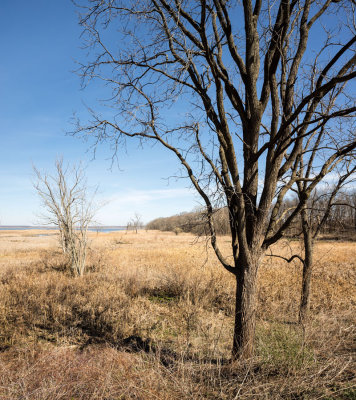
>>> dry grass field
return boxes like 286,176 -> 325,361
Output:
0,229 -> 355,399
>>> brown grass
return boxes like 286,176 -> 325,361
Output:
0,229 -> 355,399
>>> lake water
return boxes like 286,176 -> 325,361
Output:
0,226 -> 127,233
88,228 -> 126,232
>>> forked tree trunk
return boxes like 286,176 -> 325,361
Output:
232,256 -> 260,359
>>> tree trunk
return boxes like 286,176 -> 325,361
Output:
232,256 -> 259,359
299,213 -> 314,323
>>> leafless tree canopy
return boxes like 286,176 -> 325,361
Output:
74,0 -> 356,358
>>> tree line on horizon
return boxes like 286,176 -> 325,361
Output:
147,190 -> 356,239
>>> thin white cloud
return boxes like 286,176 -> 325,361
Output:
101,187 -> 193,205
95,187 -> 198,225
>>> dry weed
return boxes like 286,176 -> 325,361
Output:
0,230 -> 354,399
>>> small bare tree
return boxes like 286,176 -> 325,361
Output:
296,164 -> 356,322
130,212 -> 143,234
269,160 -> 356,323
34,159 -> 96,276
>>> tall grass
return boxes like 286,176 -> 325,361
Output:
0,230 -> 355,399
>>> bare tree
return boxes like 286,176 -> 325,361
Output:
269,120 -> 356,322
297,164 -> 356,322
34,159 -> 97,276
270,167 -> 356,325
129,212 -> 143,233
74,0 -> 356,358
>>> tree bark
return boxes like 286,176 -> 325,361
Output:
232,255 -> 260,359
299,210 -> 314,323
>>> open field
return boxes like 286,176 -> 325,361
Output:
0,229 -> 355,399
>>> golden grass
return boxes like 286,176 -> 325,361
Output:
0,229 -> 355,399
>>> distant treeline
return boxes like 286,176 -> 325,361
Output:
147,191 -> 356,238
146,208 -> 230,235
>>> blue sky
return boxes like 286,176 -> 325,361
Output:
1,2 -> 354,225
0,0 -> 199,225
